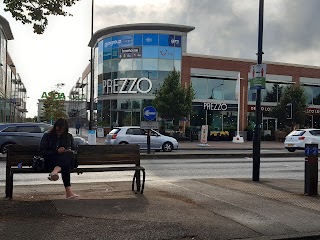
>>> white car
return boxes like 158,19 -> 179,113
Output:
105,126 -> 178,152
284,129 -> 320,152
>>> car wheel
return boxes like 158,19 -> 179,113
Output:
162,142 -> 173,152
2,143 -> 15,154
119,141 -> 129,144
287,148 -> 296,152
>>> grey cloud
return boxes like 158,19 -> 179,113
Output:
93,0 -> 320,66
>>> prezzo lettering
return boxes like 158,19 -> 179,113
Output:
203,103 -> 228,111
103,78 -> 152,94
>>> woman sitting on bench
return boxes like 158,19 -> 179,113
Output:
39,118 -> 79,199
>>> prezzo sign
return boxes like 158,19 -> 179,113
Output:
203,103 -> 228,111
103,77 -> 152,94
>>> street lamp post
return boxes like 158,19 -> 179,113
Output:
89,0 -> 94,130
252,0 -> 264,182
9,64 -> 15,123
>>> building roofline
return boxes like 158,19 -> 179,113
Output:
183,53 -> 320,70
88,23 -> 195,47
0,15 -> 14,40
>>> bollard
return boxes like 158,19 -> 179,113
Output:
304,143 -> 318,196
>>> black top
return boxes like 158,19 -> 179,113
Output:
39,132 -> 75,157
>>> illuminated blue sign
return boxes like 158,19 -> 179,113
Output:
134,34 -> 143,45
119,35 -> 133,47
159,46 -> 174,59
142,46 -> 158,58
143,34 -> 158,45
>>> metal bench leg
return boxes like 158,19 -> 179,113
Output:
132,172 -> 136,191
135,170 -> 141,192
141,170 -> 145,194
9,172 -> 13,199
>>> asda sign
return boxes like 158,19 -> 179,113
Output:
41,92 -> 66,100
103,77 -> 152,95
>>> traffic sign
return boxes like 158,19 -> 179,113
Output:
143,106 -> 157,121
140,121 -> 159,129
249,63 -> 267,90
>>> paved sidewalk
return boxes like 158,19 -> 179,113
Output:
1,178 -> 320,239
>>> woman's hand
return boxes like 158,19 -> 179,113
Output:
57,147 -> 66,154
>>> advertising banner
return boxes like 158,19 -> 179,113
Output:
88,130 -> 96,145
200,125 -> 208,144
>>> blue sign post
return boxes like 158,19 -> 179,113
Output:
143,106 -> 157,154
143,106 -> 157,121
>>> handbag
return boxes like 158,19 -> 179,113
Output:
32,156 -> 45,172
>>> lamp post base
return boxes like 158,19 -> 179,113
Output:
232,135 -> 244,143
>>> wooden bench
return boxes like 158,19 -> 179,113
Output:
5,144 -> 145,199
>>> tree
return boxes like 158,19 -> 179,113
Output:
152,69 -> 195,129
271,85 -> 307,130
4,0 -> 80,34
42,90 -> 67,123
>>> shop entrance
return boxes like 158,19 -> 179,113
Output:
262,117 -> 277,137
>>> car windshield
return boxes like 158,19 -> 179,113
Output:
288,130 -> 305,136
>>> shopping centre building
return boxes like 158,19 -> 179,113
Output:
69,23 -> 320,137
0,15 -> 28,123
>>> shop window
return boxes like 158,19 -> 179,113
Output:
133,59 -> 142,70
118,59 -> 133,71
159,59 -> 174,71
313,86 -> 320,105
174,60 -> 181,72
191,77 -> 208,99
142,59 -> 158,71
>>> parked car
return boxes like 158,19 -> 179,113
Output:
284,129 -> 320,152
105,126 -> 179,152
0,122 -> 88,153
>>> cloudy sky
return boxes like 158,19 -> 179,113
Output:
1,0 -> 319,117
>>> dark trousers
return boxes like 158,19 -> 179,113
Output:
76,128 -> 80,134
44,152 -> 75,188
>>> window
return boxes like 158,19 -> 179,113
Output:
17,126 -> 38,133
159,59 -> 174,71
142,59 -> 158,70
127,128 -> 144,135
2,126 -> 16,132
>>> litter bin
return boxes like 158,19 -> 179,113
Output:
304,143 -> 318,196
190,131 -> 198,142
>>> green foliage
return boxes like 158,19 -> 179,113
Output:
264,83 -> 283,102
152,69 -> 195,128
4,0 -> 80,34
42,90 -> 67,122
271,85 -> 307,129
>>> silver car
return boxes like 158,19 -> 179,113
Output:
105,126 -> 179,152
0,122 -> 88,153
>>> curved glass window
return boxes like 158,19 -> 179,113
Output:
159,59 -> 174,71
118,59 -> 133,71
133,59 -> 142,70
142,59 -> 158,70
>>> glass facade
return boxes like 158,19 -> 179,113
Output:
94,33 -> 183,127
190,76 -> 238,133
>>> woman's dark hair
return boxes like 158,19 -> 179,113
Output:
49,118 -> 69,135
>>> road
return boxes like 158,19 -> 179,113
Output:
0,157 -> 306,187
